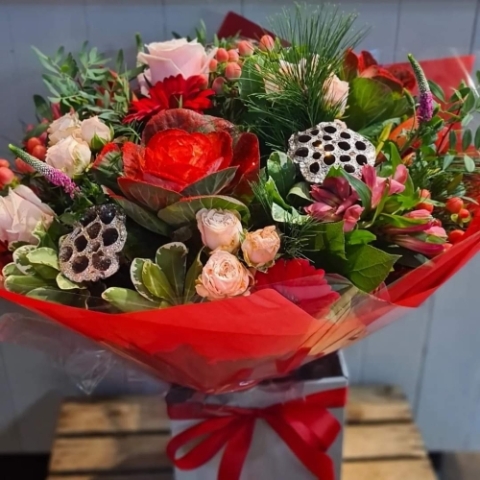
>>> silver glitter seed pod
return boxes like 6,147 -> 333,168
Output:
59,204 -> 127,283
287,120 -> 376,183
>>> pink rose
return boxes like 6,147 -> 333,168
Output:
241,226 -> 281,269
324,74 -> 350,116
196,250 -> 254,301
0,185 -> 55,245
196,209 -> 243,253
137,39 -> 216,94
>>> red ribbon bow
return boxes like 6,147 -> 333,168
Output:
167,387 -> 347,480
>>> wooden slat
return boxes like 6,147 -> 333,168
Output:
346,386 -> 411,423
342,459 -> 437,480
49,435 -> 170,473
344,424 -> 426,461
56,397 -> 168,435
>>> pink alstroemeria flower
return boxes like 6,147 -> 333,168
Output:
383,209 -> 434,235
392,235 -> 448,257
305,177 -> 364,232
362,164 -> 408,208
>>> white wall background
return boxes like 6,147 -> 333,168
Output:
1,0 -> 480,454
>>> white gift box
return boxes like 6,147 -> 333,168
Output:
168,352 -> 349,480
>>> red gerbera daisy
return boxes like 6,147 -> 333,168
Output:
124,75 -> 215,123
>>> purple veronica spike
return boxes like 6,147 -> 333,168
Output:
9,144 -> 79,198
408,54 -> 434,123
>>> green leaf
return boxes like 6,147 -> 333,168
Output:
346,230 -> 377,246
118,177 -> 182,212
142,260 -> 175,303
111,193 -> 171,237
387,142 -> 402,169
377,213 -> 426,228
447,173 -> 463,193
341,244 -> 398,292
443,154 -> 455,170
271,203 -> 306,224
33,95 -> 53,121
31,264 -> 59,280
130,258 -> 159,302
464,154 -> 476,173
462,129 -> 472,151
56,273 -> 84,290
155,243 -> 188,300
428,80 -> 445,102
475,126 -> 480,149
26,287 -> 88,307
462,90 -> 476,115
265,177 -> 291,210
26,247 -> 59,270
310,221 -> 346,258
181,167 -> 238,196
329,167 -> 371,211
287,182 -> 312,205
4,275 -> 50,294
462,113 -> 474,127
102,287 -> 161,312
158,196 -> 249,227
13,245 -> 36,275
2,263 -> 23,277
267,151 -> 297,198
449,130 -> 457,150
184,251 -> 203,304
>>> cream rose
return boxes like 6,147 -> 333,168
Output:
48,112 -> 81,146
241,226 -> 281,269
0,185 -> 55,245
196,208 -> 242,253
80,116 -> 112,149
196,250 -> 253,301
324,74 -> 349,116
137,38 -> 216,94
46,135 -> 92,178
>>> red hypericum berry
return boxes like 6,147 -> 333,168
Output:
419,189 -> 431,200
215,48 -> 229,62
227,49 -> 239,62
212,77 -> 226,94
432,218 -> 442,227
209,58 -> 218,72
26,137 -> 42,153
416,202 -> 434,213
15,158 -> 35,174
0,167 -> 14,187
448,229 -> 465,244
458,208 -> 471,221
225,62 -> 242,80
259,35 -> 275,52
0,159 -> 9,168
443,243 -> 453,253
445,197 -> 464,214
238,40 -> 254,57
32,144 -> 47,161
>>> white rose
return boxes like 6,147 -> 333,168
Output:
48,112 -> 81,146
196,250 -> 254,301
46,135 -> 91,178
80,116 -> 113,149
324,74 -> 350,116
241,226 -> 281,269
137,39 -> 216,95
196,209 -> 242,253
0,185 -> 55,245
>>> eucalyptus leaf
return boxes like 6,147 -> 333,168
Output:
449,131 -> 457,150
267,151 -> 297,198
142,260 -> 175,303
462,129 -> 472,151
102,287 -> 162,313
155,243 -> 188,300
464,154 -> 476,173
443,154 -> 455,170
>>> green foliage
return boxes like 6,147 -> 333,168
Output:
267,152 -> 297,198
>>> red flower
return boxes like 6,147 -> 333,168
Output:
345,50 -> 416,91
121,109 -> 259,194
254,259 -> 340,317
124,75 -> 215,123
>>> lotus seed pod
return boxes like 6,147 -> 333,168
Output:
287,120 -> 376,183
59,204 -> 127,283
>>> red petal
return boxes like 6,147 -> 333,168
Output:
92,142 -> 120,169
229,132 -> 260,192
122,142 -> 145,179
358,50 -> 379,71
344,49 -> 359,77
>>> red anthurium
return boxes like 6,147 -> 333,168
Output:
124,75 -> 215,123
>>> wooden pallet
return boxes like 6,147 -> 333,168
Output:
47,386 -> 436,480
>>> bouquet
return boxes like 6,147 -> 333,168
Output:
1,4 -> 480,394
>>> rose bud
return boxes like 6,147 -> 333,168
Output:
241,226 -> 281,269
80,116 -> 113,150
46,135 -> 92,178
212,77 -> 226,94
228,49 -> 239,62
196,250 -> 254,301
324,74 -> 350,116
196,208 -> 242,253
215,48 -> 229,62
238,40 -> 254,57
48,112 -> 81,145
225,62 -> 242,80
259,35 -> 275,52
